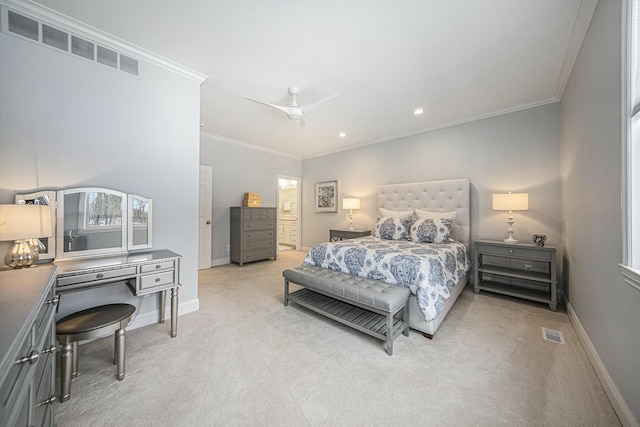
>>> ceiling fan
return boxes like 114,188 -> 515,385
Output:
244,86 -> 339,127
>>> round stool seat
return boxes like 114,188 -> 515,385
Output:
57,304 -> 136,343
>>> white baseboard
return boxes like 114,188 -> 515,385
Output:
128,297 -> 200,331
566,301 -> 638,427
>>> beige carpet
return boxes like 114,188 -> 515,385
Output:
54,250 -> 620,426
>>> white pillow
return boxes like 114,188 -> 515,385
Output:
374,216 -> 409,240
414,209 -> 457,221
410,211 -> 457,243
379,208 -> 413,219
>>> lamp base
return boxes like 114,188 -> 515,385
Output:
504,236 -> 518,244
4,240 -> 39,268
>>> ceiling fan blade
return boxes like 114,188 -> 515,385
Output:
243,96 -> 291,115
300,92 -> 339,114
296,117 -> 306,128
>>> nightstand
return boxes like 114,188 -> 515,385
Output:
474,240 -> 557,311
329,229 -> 371,241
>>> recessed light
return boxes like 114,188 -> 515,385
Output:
339,132 -> 347,138
413,108 -> 424,115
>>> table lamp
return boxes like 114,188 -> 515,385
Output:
492,192 -> 528,244
342,198 -> 361,230
0,204 -> 52,268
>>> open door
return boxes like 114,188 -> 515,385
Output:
277,175 -> 300,251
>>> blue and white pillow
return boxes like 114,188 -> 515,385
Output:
410,211 -> 457,243
375,216 -> 409,240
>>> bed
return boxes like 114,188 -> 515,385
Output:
303,178 -> 471,337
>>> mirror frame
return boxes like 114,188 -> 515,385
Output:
16,187 -> 153,260
56,187 -> 128,259
128,194 -> 153,250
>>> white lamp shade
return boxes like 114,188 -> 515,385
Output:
492,193 -> 528,211
342,198 -> 361,210
0,205 -> 52,241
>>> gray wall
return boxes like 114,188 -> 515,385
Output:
301,103 -> 563,259
199,133 -> 301,265
0,24 -> 202,327
561,0 -> 640,422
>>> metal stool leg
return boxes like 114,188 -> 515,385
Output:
115,328 -> 125,381
60,343 -> 73,402
71,341 -> 79,378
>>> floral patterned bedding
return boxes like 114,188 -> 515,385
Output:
302,236 -> 470,322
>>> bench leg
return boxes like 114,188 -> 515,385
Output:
284,278 -> 290,307
115,329 -> 126,381
403,299 -> 410,337
71,341 -> 79,378
385,312 -> 393,356
60,343 -> 73,402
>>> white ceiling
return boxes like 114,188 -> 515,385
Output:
35,0 -> 598,159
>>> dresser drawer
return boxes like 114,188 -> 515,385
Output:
243,230 -> 276,241
34,286 -> 56,340
139,271 -> 175,291
140,260 -> 174,274
260,209 -> 277,219
243,220 -> 276,231
0,331 -> 32,420
243,239 -> 275,251
33,354 -> 54,427
478,244 -> 552,261
243,248 -> 276,262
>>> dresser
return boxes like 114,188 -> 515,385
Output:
0,265 -> 59,427
230,207 -> 277,266
473,240 -> 557,311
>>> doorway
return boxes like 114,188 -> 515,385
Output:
198,165 -> 212,269
277,176 -> 300,251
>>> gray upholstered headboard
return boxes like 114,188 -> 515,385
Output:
377,178 -> 471,250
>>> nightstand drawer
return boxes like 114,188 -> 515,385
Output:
477,244 -> 552,261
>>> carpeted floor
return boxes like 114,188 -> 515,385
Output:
54,250 -> 620,426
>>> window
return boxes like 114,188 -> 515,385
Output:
622,0 -> 640,290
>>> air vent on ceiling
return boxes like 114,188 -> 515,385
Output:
3,8 -> 139,77
542,327 -> 565,344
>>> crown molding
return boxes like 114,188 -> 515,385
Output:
200,131 -> 302,160
1,0 -> 208,84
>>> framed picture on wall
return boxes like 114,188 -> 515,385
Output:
315,180 -> 338,212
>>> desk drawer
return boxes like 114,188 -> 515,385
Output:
0,331 -> 32,420
139,271 -> 175,291
57,266 -> 137,287
140,261 -> 174,274
478,244 -> 552,261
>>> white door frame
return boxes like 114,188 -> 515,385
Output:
198,165 -> 213,269
277,174 -> 301,250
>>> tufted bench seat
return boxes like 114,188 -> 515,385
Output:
283,265 -> 410,355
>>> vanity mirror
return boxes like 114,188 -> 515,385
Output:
15,187 -> 153,260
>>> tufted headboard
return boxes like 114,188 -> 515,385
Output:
377,178 -> 471,250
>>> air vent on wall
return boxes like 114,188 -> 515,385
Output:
3,8 -> 140,77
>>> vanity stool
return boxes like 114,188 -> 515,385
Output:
56,303 -> 136,402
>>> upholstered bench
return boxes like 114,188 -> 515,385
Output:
283,265 -> 410,355
56,304 -> 136,402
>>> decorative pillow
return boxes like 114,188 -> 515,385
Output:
410,212 -> 457,243
374,216 -> 409,240
378,208 -> 414,233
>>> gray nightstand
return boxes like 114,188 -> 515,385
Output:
329,229 -> 371,241
474,240 -> 557,311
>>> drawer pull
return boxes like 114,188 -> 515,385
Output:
45,295 -> 60,306
155,264 -> 161,269
155,277 -> 161,282
508,249 -> 514,254
96,273 -> 104,279
37,395 -> 57,407
17,350 -> 39,365
42,345 -> 56,355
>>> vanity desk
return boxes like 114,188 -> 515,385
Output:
55,250 -> 181,337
